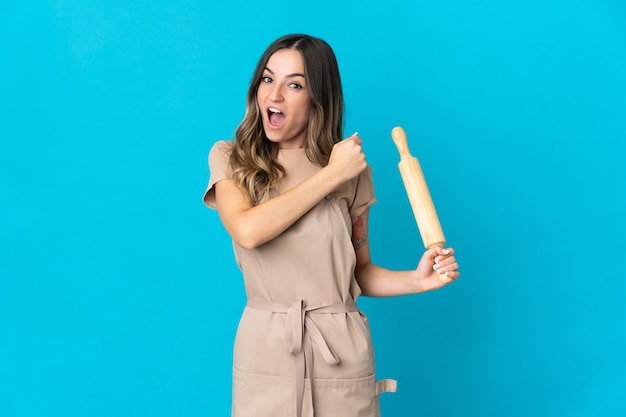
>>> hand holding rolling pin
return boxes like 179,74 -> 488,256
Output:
392,126 -> 459,287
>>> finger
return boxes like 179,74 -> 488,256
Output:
434,256 -> 456,268
345,132 -> 362,143
350,136 -> 362,146
444,270 -> 460,280
434,247 -> 454,264
436,261 -> 459,274
433,249 -> 457,271
439,271 -> 459,284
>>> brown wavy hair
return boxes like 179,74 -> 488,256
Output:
228,34 -> 344,205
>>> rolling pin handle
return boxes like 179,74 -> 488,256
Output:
391,126 -> 411,159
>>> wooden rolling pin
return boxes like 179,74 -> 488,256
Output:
392,126 -> 451,283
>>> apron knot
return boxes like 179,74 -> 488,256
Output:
246,298 -> 358,417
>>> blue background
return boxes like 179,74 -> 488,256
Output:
2,1 -> 625,416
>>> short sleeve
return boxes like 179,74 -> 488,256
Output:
203,140 -> 232,209
349,166 -> 376,219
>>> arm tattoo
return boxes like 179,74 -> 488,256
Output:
352,215 -> 368,250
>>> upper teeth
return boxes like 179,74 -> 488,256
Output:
269,107 -> 282,114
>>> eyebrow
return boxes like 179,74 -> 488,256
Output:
264,67 -> 305,78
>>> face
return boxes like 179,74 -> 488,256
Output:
257,48 -> 310,149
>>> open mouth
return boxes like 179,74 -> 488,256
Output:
267,107 -> 286,128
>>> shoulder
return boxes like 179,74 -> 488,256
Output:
210,139 -> 232,152
334,165 -> 375,205
208,140 -> 233,162
349,165 -> 375,193
207,140 -> 234,171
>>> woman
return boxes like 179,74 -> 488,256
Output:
204,34 -> 459,417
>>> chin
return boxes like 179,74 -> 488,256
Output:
264,132 -> 282,143
264,128 -> 290,143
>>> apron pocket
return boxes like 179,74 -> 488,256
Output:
232,367 -> 396,417
232,367 -> 296,417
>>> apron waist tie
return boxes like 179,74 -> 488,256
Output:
246,299 -> 358,417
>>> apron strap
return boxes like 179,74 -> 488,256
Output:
376,378 -> 398,395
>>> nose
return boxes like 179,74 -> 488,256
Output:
269,83 -> 284,102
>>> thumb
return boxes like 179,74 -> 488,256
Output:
343,131 -> 359,141
424,246 -> 440,264
425,246 -> 451,266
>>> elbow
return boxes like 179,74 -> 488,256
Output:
354,261 -> 372,280
230,223 -> 266,250
354,261 -> 376,297
355,278 -> 374,297
234,237 -> 262,250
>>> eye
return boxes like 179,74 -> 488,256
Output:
261,76 -> 272,83
289,82 -> 303,90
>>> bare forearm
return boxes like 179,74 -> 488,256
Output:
355,262 -> 423,297
351,206 -> 459,296
218,166 -> 341,249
